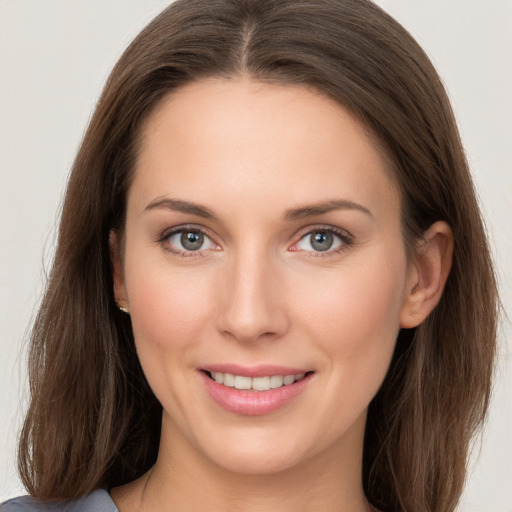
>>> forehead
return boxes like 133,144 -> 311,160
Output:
130,76 -> 400,222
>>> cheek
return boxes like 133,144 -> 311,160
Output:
124,263 -> 220,416
294,249 -> 407,369
125,262 -> 215,357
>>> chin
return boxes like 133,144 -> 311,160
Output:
205,442 -> 311,476
184,413 -> 363,479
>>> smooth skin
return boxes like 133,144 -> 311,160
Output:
110,76 -> 453,512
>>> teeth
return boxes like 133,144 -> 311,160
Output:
234,375 -> 252,390
270,375 -> 284,388
223,373 -> 235,387
252,376 -> 270,391
210,371 -> 307,391
283,375 -> 295,385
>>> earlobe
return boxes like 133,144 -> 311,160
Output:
109,230 -> 129,312
400,221 -> 454,328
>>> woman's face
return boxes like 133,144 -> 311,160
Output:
113,76 -> 416,476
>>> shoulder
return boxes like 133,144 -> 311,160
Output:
1,489 -> 118,512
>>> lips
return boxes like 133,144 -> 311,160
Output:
200,365 -> 314,416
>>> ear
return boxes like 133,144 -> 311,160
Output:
400,221 -> 454,328
109,230 -> 129,312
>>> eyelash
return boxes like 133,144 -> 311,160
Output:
157,224 -> 354,258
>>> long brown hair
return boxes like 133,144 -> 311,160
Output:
18,1 -> 498,511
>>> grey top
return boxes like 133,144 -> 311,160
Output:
1,490 -> 118,512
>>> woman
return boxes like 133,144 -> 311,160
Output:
2,1 -> 498,511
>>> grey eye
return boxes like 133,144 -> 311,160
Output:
295,229 -> 345,253
180,231 -> 204,251
309,231 -> 334,251
166,228 -> 217,254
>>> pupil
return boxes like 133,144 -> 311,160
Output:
181,231 -> 203,250
311,232 -> 333,251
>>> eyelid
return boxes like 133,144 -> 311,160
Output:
159,223 -> 218,240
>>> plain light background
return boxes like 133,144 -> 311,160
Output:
1,1 -> 510,510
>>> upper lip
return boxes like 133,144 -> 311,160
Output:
201,364 -> 312,378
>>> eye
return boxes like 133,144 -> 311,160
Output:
292,228 -> 351,254
162,227 -> 218,255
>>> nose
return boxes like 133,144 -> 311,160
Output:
215,247 -> 290,344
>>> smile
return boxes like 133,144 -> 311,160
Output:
201,368 -> 314,416
209,371 -> 307,391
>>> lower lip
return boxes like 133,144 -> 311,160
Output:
200,371 -> 313,416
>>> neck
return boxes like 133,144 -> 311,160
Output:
130,412 -> 371,512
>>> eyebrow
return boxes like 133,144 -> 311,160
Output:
143,197 -> 372,221
143,198 -> 218,219
283,199 -> 372,220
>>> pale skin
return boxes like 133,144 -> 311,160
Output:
110,76 -> 453,512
